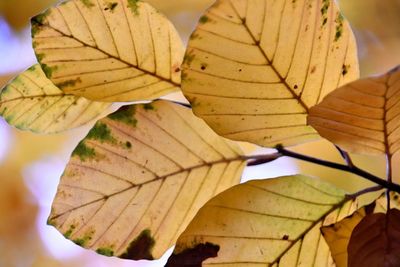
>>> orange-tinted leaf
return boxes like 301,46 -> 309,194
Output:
308,65 -> 400,156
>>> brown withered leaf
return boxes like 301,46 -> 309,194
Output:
348,209 -> 400,267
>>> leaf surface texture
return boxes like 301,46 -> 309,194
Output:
0,64 -> 110,133
32,0 -> 184,102
49,100 -> 246,259
182,0 -> 359,147
169,175 -> 357,266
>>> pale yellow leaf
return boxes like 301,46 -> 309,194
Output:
49,100 -> 246,259
181,0 -> 359,147
31,0 -> 184,102
168,175 -> 357,266
0,64 -> 110,133
308,66 -> 400,157
321,205 -> 369,267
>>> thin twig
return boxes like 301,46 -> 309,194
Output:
346,185 -> 384,199
245,153 -> 282,166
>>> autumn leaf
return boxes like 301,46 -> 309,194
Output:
0,64 -> 110,133
31,0 -> 184,102
49,100 -> 246,260
321,202 -> 374,267
321,192 -> 400,267
348,209 -> 400,267
167,175 -> 357,266
181,0 -> 359,147
308,65 -> 400,157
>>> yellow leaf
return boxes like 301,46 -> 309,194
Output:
0,65 -> 110,133
321,192 -> 400,267
168,175 -> 357,266
31,0 -> 184,102
49,100 -> 246,259
348,209 -> 400,267
321,205 -> 369,267
181,0 -> 359,147
308,66 -> 400,156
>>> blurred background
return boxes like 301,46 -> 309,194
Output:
0,0 -> 399,266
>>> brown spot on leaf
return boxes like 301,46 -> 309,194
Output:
165,242 -> 220,267
282,235 -> 289,240
120,229 -> 155,260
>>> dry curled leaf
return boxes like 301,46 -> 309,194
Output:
49,100 -> 246,260
31,0 -> 184,102
0,65 -> 110,133
181,0 -> 359,147
168,175 -> 357,266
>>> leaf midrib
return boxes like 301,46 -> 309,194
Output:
33,15 -> 181,87
270,198 -> 349,265
227,0 -> 309,112
50,155 -> 245,220
0,93 -> 72,104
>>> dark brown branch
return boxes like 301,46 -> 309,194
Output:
244,145 -> 400,194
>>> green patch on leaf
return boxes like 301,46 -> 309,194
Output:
143,103 -> 155,111
31,20 -> 41,37
34,9 -> 51,24
96,247 -> 115,256
109,105 -> 137,127
334,13 -> 344,41
72,141 -> 96,161
184,53 -> 195,66
80,0 -> 95,8
73,230 -> 95,247
199,15 -> 210,24
120,229 -> 155,260
87,122 -> 116,144
63,225 -> 76,239
56,78 -> 81,89
127,0 -> 140,15
41,64 -> 58,78
321,0 -> 330,15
